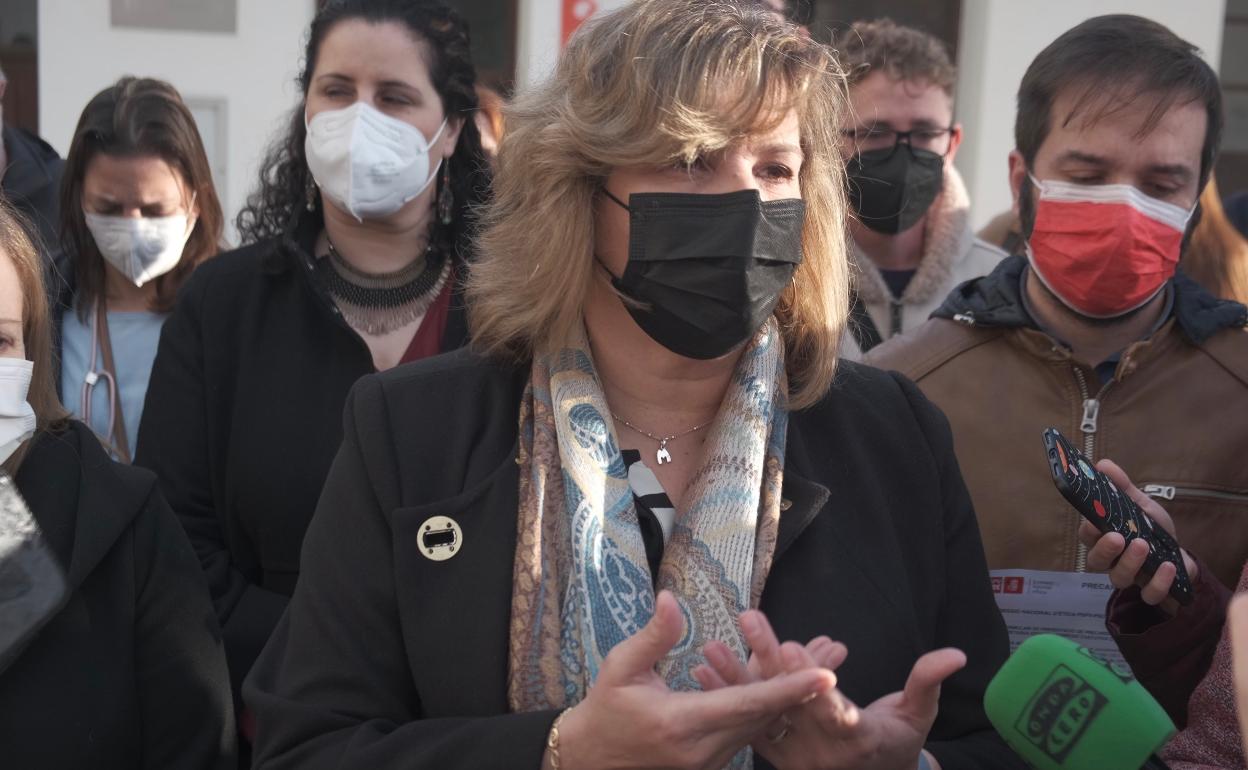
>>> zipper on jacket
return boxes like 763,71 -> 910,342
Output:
1143,484 -> 1176,501
1142,484 -> 1248,504
1070,367 -> 1115,572
890,299 -> 904,337
1080,399 -> 1100,435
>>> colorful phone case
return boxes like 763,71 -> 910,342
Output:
1043,428 -> 1193,606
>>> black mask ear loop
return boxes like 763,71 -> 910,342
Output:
596,186 -> 632,280
602,187 -> 631,212
594,187 -> 650,314
594,254 -> 621,281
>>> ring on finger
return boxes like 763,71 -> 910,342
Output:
766,715 -> 793,744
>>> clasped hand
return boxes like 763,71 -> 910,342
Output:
548,591 -> 964,770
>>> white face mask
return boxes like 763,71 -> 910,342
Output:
84,210 -> 194,288
0,359 -> 36,466
304,101 -> 447,221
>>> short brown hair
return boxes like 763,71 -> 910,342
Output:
60,77 -> 223,320
832,18 -> 956,95
0,197 -> 70,476
468,0 -> 852,409
1015,15 -> 1223,189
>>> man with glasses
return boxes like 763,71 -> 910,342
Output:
833,19 -> 1005,357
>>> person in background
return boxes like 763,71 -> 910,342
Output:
1231,595 -> 1248,759
975,208 -> 1024,258
867,16 -> 1248,591
0,64 -> 67,304
475,84 -> 505,166
135,0 -> 490,743
56,77 -> 222,463
831,19 -> 1005,357
1183,177 -> 1248,303
0,197 -> 234,769
1077,461 -> 1242,769
245,2 -> 1021,768
1225,188 -> 1248,238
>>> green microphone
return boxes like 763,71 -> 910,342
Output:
984,634 -> 1176,770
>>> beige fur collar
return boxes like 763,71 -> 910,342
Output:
850,165 -> 974,306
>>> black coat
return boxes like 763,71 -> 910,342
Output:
2,126 -> 65,271
134,215 -> 470,701
0,423 -> 234,768
245,350 -> 1024,770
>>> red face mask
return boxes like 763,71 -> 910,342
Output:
1026,176 -> 1193,318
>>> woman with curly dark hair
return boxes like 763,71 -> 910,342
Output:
134,0 -> 489,738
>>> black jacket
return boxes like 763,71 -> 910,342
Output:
135,215 -> 470,702
2,126 -> 67,305
0,423 -> 234,768
245,350 -> 1023,770
4,125 -> 75,398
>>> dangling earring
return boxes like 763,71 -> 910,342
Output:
305,177 -> 318,212
437,160 -> 454,226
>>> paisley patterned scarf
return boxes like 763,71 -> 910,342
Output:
507,319 -> 788,767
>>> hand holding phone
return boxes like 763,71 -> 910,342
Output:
1043,428 -> 1193,607
1077,458 -> 1198,609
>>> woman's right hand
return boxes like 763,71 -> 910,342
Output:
547,591 -> 837,770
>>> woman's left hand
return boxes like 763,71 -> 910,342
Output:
693,610 -> 964,770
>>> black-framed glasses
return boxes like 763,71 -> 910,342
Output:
840,126 -> 956,159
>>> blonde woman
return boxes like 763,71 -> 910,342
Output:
246,2 -> 1021,768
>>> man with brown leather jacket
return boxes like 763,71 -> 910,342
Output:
867,15 -> 1248,593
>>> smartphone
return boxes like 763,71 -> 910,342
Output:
0,471 -> 68,674
1042,428 -> 1193,606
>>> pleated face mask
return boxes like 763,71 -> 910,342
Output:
1026,175 -> 1195,319
600,188 -> 805,360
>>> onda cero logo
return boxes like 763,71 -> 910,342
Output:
1015,664 -> 1108,762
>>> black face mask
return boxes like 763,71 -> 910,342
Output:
846,146 -> 944,235
601,188 -> 805,360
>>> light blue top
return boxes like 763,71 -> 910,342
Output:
60,305 -> 168,460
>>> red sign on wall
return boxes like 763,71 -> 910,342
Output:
562,0 -> 598,45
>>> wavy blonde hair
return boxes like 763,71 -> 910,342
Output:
467,0 -> 851,409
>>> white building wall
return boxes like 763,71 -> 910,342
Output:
955,0 -> 1227,230
515,0 -> 626,88
38,0 -> 316,245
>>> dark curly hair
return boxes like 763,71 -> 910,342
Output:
235,0 -> 489,261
